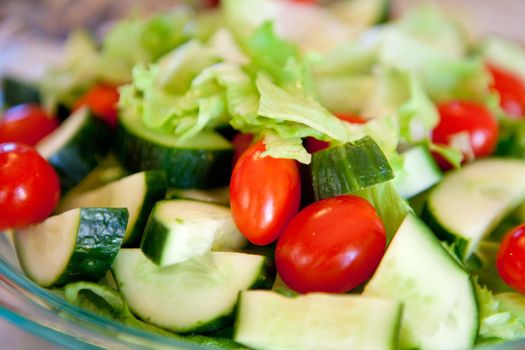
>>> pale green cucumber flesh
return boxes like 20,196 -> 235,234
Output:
112,249 -> 275,334
424,158 -> 525,258
36,108 -> 112,193
58,171 -> 167,246
14,208 -> 128,287
234,291 -> 402,350
364,213 -> 478,350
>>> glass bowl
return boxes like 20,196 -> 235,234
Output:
0,232 -> 208,349
1,1 -> 525,349
1,230 -> 525,350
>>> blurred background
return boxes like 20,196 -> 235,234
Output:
0,0 -> 523,79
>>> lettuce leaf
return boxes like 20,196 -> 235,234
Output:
378,28 -> 491,103
395,4 -> 467,57
40,11 -> 196,112
475,281 -> 525,345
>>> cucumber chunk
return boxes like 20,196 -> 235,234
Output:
36,108 -> 112,193
2,76 -> 41,107
393,144 -> 442,199
424,158 -> 525,259
234,291 -> 401,350
364,213 -> 478,350
14,208 -> 128,287
116,109 -> 233,189
140,199 -> 246,266
58,171 -> 167,245
311,136 -> 394,200
166,187 -> 230,206
112,249 -> 274,333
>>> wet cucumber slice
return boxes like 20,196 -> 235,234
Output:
364,213 -> 478,350
424,158 -> 525,259
140,199 -> 246,266
36,108 -> 112,193
116,109 -> 233,189
112,249 -> 274,334
234,290 -> 402,350
14,207 -> 128,287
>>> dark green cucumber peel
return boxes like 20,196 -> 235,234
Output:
48,114 -> 113,193
115,123 -> 233,189
421,203 -> 470,259
124,171 -> 168,247
311,136 -> 394,200
2,77 -> 41,107
139,212 -> 170,265
53,208 -> 129,286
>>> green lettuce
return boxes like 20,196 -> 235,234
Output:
476,281 -> 525,345
378,27 -> 491,103
395,4 -> 467,57
41,11 -> 197,112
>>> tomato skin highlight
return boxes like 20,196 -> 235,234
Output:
275,195 -> 386,293
497,224 -> 525,294
432,100 -> 499,169
230,141 -> 301,245
0,104 -> 59,146
487,63 -> 525,118
74,84 -> 119,128
0,143 -> 60,230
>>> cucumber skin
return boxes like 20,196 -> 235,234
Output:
115,123 -> 233,189
422,202 -> 470,260
123,171 -> 168,247
139,213 -> 170,265
53,208 -> 129,286
2,77 -> 41,107
311,136 -> 394,200
49,115 -> 112,193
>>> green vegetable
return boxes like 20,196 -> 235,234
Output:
475,282 -> 525,345
64,282 -> 249,349
311,136 -> 394,200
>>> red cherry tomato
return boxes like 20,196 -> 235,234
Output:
497,224 -> 525,294
305,113 -> 366,153
0,104 -> 59,146
432,101 -> 498,168
230,140 -> 301,245
73,84 -> 119,128
231,133 -> 254,165
0,143 -> 60,229
487,63 -> 525,118
275,195 -> 386,293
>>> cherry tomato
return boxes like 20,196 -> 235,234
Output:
0,143 -> 60,229
275,195 -> 386,293
0,104 -> 59,146
231,132 -> 254,165
73,84 -> 119,128
432,101 -> 498,168
487,63 -> 525,118
305,113 -> 366,153
497,224 -> 525,294
230,140 -> 301,245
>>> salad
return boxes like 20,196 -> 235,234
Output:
2,0 -> 525,349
